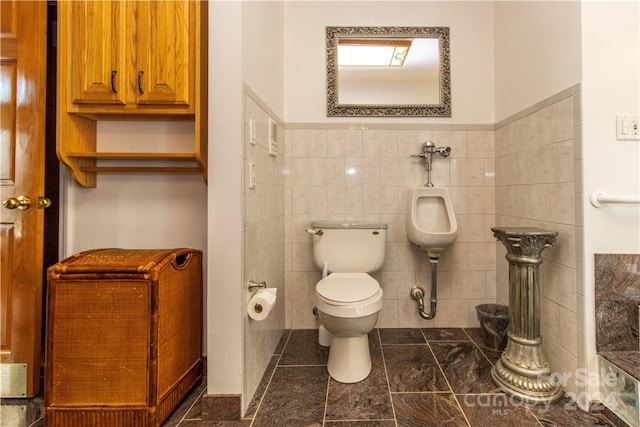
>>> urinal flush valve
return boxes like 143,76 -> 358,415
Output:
411,141 -> 452,187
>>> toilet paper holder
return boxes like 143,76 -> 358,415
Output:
248,280 -> 267,292
247,285 -> 277,321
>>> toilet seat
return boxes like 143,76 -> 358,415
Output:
317,273 -> 379,303
316,273 -> 383,318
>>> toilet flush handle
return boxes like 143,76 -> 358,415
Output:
306,228 -> 324,236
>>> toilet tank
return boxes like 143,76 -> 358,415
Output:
310,221 -> 387,273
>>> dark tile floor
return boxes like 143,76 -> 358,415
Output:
1,328 -> 624,427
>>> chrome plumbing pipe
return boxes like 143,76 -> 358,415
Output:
411,141 -> 451,187
410,258 -> 440,320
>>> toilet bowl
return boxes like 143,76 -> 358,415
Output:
309,221 -> 387,383
316,273 -> 383,382
406,187 -> 458,259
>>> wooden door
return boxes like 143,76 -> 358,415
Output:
65,0 -> 127,105
135,0 -> 193,107
0,0 -> 48,398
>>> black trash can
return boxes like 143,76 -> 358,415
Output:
475,304 -> 509,351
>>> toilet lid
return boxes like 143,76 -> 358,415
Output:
316,273 -> 380,303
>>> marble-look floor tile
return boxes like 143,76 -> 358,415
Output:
244,355 -> 280,418
278,329 -> 329,366
383,344 -> 449,392
379,328 -> 427,344
325,336 -> 393,421
324,421 -> 396,426
456,394 -> 540,427
392,393 -> 468,426
532,397 -> 617,427
17,328 -> 626,427
430,342 -> 497,394
463,328 -> 503,364
179,421 -> 252,426
251,365 -> 327,427
423,327 -> 469,341
274,329 -> 291,354
162,381 -> 206,426
325,374 -> 394,422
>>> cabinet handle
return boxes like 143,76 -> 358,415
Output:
111,70 -> 117,93
137,71 -> 144,94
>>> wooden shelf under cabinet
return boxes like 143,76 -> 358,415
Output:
56,112 -> 207,186
65,152 -> 204,174
66,152 -> 196,159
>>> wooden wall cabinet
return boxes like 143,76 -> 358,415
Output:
57,0 -> 207,187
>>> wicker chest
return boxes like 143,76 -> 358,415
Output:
45,248 -> 203,427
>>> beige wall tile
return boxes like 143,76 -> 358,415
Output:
327,186 -> 363,214
432,130 -> 468,158
328,129 -> 363,157
363,129 -> 398,157
467,130 -> 495,159
310,157 -> 345,186
291,129 -> 327,157
285,158 -> 310,186
345,157 -> 381,186
283,94 -> 578,332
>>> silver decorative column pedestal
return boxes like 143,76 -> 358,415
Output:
491,227 -> 563,404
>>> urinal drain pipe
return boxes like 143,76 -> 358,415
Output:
410,259 -> 439,319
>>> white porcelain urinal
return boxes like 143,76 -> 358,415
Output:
406,187 -> 458,259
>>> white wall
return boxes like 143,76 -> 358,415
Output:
242,1 -> 285,118
284,1 -> 495,124
207,0 -> 243,398
494,1 -> 582,121
63,121 -> 207,256
580,0 -> 640,406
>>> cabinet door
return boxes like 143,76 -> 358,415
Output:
135,0 -> 193,107
67,1 -> 128,105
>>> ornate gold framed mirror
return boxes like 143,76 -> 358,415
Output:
326,26 -> 451,117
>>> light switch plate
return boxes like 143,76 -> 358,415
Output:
616,115 -> 640,140
268,118 -> 278,156
248,162 -> 256,189
247,119 -> 256,145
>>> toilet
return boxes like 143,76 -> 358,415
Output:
309,221 -> 387,383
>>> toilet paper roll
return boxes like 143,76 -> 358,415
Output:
248,288 -> 277,321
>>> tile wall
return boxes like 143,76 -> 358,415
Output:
494,87 -> 583,398
245,84 -> 584,410
242,90 -> 286,409
283,126 -> 497,330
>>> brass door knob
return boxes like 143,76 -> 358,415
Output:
3,195 -> 32,210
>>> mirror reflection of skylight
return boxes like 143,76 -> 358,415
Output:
338,39 -> 412,67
